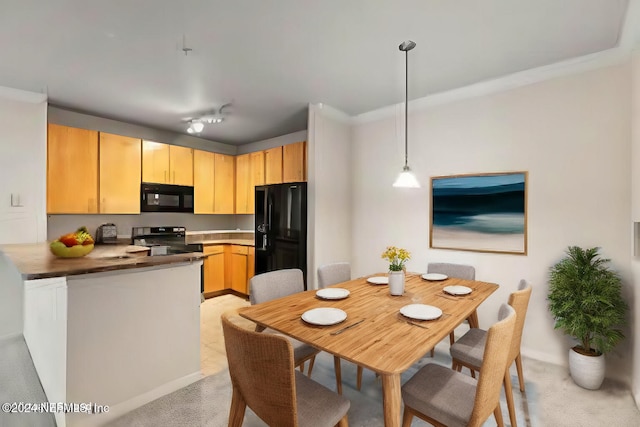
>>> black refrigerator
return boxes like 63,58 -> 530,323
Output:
255,182 -> 308,289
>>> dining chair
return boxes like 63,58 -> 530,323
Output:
317,262 -> 362,392
450,280 -> 532,427
249,269 -> 320,377
317,262 -> 351,289
427,262 -> 476,353
401,304 -> 517,427
221,311 -> 350,427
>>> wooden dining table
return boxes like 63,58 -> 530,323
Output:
238,272 -> 499,427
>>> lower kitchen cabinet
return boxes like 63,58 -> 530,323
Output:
203,245 -> 226,293
231,245 -> 249,294
203,244 -> 254,297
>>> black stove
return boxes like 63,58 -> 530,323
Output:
131,226 -> 203,254
132,226 -> 204,294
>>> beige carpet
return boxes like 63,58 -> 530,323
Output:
107,349 -> 536,426
110,296 -> 640,426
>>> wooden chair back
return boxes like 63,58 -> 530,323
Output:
468,304 -> 516,427
508,280 -> 532,362
221,311 -> 298,427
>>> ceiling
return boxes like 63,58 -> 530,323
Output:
0,0 -> 631,145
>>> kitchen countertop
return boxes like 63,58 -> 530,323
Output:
197,239 -> 255,246
186,229 -> 253,235
0,242 -> 205,280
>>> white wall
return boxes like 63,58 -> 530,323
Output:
0,92 -> 47,243
630,49 -> 640,406
47,213 -> 236,241
0,87 -> 47,338
351,64 -> 633,384
307,104 -> 352,289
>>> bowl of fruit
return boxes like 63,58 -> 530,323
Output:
49,226 -> 95,258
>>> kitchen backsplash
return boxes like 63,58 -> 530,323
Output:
47,213 -> 245,241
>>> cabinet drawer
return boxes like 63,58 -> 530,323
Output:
204,245 -> 224,255
231,245 -> 249,255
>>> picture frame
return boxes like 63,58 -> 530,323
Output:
430,171 -> 528,255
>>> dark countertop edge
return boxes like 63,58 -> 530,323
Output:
190,239 -> 255,246
22,252 -> 206,280
20,254 -> 205,281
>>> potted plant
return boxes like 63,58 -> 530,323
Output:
381,246 -> 411,295
548,246 -> 627,389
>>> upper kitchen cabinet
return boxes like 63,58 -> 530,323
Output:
214,153 -> 235,214
194,150 -> 215,214
264,146 -> 283,184
47,123 -> 99,214
235,151 -> 264,214
170,145 -> 194,185
142,141 -> 193,186
99,132 -> 141,214
194,151 -> 235,214
283,141 -> 306,183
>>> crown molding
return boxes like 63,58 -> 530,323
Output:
0,85 -> 47,104
309,103 -> 351,124
620,0 -> 640,49
353,46 -> 631,125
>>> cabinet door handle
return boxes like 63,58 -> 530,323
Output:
173,171 -> 176,183
164,170 -> 167,183
102,198 -> 105,213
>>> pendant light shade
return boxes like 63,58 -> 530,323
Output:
393,40 -> 420,188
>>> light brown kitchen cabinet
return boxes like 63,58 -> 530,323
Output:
194,151 -> 235,214
248,246 -> 255,281
235,152 -> 264,214
231,245 -> 249,294
214,153 -> 235,213
235,154 -> 250,214
203,245 -> 226,293
47,123 -> 99,214
99,132 -> 141,214
264,146 -> 283,184
194,150 -> 215,214
142,140 -> 193,185
170,145 -> 194,185
283,141 -> 307,183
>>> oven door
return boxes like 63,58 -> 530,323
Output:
140,183 -> 194,213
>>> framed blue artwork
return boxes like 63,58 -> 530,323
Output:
430,171 -> 527,255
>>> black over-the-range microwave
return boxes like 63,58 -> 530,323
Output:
140,183 -> 194,213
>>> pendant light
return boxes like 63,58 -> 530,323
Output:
393,40 -> 420,188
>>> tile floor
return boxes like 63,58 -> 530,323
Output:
200,294 -> 252,376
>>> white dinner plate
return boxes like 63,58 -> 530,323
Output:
443,285 -> 473,296
421,273 -> 448,281
302,308 -> 348,326
316,288 -> 350,300
367,276 -> 389,285
400,304 -> 443,321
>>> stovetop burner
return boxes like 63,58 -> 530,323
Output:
131,226 -> 203,255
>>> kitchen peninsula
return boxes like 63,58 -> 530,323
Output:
0,243 -> 205,427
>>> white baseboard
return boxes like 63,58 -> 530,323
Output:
78,371 -> 203,427
521,346 -> 567,368
0,331 -> 23,342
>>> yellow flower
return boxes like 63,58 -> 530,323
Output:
381,246 -> 411,271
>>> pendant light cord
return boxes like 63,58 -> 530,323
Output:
404,47 -> 409,168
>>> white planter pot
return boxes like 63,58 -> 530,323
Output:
388,270 -> 405,296
569,347 -> 605,390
